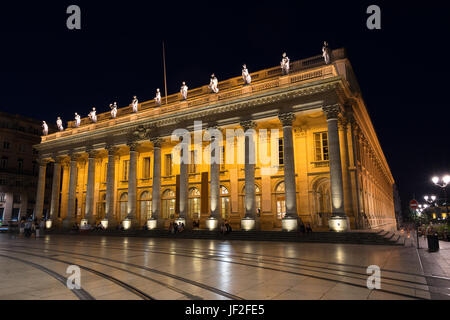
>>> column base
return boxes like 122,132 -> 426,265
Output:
281,216 -> 298,232
241,217 -> 256,231
146,218 -> 158,230
45,219 -> 53,230
328,215 -> 350,232
62,218 -> 76,230
205,217 -> 219,230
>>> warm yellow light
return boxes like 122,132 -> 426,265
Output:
101,219 -> 108,229
442,213 -> 447,219
432,176 -> 440,184
122,219 -> 131,230
45,220 -> 52,229
433,214 -> 437,219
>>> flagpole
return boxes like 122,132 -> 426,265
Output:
162,41 -> 168,105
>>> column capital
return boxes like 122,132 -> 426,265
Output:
150,137 -> 163,148
85,146 -> 100,159
240,120 -> 257,130
127,141 -> 139,152
53,155 -> 65,164
37,158 -> 50,166
278,112 -> 295,127
105,144 -> 119,155
323,104 -> 342,120
69,153 -> 82,162
338,118 -> 348,131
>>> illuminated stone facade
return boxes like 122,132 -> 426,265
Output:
34,48 -> 397,231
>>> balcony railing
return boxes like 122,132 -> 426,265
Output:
42,49 -> 345,143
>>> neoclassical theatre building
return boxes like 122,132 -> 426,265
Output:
34,48 -> 397,232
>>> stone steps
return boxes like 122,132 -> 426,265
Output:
48,228 -> 402,246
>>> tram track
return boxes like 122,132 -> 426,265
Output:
0,248 -> 155,300
0,253 -> 94,300
0,245 -> 244,300
2,241 -> 429,300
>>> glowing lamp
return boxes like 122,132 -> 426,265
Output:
205,217 -> 218,230
443,175 -> 450,185
432,176 -> 440,184
281,217 -> 298,232
122,218 -> 131,230
45,220 -> 52,229
101,219 -> 108,229
241,217 -> 255,231
431,195 -> 437,201
424,196 -> 429,201
147,218 -> 157,230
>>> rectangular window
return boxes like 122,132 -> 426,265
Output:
103,162 -> 108,182
3,141 -> 10,150
143,157 -> 151,179
165,154 -> 172,176
189,151 -> 196,174
0,207 -> 4,221
314,132 -> 329,161
220,146 -> 225,170
11,208 -> 19,221
0,193 -> 5,202
278,138 -> 284,165
0,157 -> 7,169
0,178 -> 7,186
123,160 -> 129,181
13,194 -> 21,203
17,159 -> 24,173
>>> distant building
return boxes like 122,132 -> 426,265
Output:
34,48 -> 397,232
393,184 -> 402,228
0,112 -> 53,222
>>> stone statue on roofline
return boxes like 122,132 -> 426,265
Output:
209,73 -> 219,93
56,117 -> 64,131
322,41 -> 331,65
110,103 -> 117,119
242,64 -> 251,84
74,113 -> 81,127
131,96 -> 138,113
155,88 -> 161,105
88,107 -> 97,123
42,121 -> 48,136
280,52 -> 290,75
180,82 -> 188,100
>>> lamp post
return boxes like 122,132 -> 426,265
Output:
432,175 -> 450,216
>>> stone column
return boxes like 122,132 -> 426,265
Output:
49,157 -> 62,222
127,142 -> 139,228
84,149 -> 97,225
278,112 -> 299,231
150,138 -> 163,228
178,138 -> 191,229
105,145 -> 118,228
206,128 -> 221,230
63,154 -> 79,228
240,120 -> 258,230
323,105 -> 349,231
34,158 -> 48,220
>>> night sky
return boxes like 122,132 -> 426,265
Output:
0,1 -> 448,215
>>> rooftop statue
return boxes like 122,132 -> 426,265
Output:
88,107 -> 97,123
110,103 -> 117,119
131,96 -> 138,113
42,121 -> 48,136
208,73 -> 219,93
155,88 -> 161,105
281,52 -> 290,75
56,117 -> 64,131
180,82 -> 188,100
322,41 -> 331,65
242,64 -> 251,84
74,113 -> 81,127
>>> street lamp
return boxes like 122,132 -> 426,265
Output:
432,175 -> 450,216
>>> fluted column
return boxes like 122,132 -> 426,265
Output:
63,154 -> 79,228
179,137 -> 191,228
34,158 -> 48,220
49,157 -> 62,222
150,138 -> 163,227
85,149 -> 97,225
240,120 -> 258,230
209,135 -> 220,220
278,112 -> 299,231
105,145 -> 118,228
127,142 -> 139,228
323,105 -> 348,231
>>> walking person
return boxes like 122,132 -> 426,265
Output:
24,219 -> 32,238
34,219 -> 40,238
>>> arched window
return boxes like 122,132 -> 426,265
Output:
161,189 -> 175,219
275,181 -> 285,219
119,192 -> 128,221
139,191 -> 152,222
188,187 -> 200,220
220,186 -> 230,219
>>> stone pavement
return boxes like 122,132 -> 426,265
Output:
0,233 -> 448,300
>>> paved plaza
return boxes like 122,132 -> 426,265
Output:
0,233 -> 449,300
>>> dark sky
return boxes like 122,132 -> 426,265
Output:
0,1 -> 448,214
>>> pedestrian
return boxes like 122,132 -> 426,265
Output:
225,221 -> 232,234
299,223 -> 306,234
19,218 -> 25,236
35,219 -> 41,238
306,223 -> 312,234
